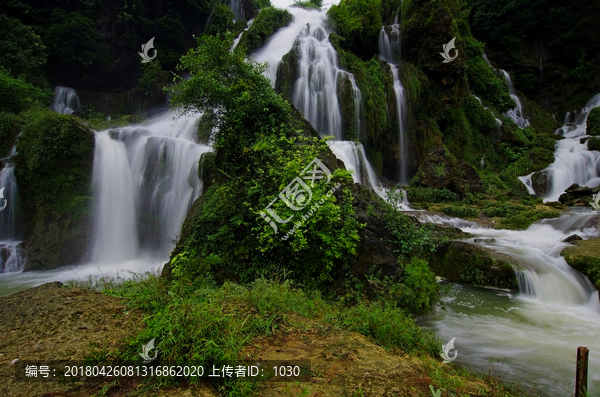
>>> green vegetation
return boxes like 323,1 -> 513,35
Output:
292,0 -> 323,10
408,187 -> 460,203
587,137 -> 600,151
237,8 -> 293,54
0,14 -> 47,76
206,4 -> 236,36
169,34 -> 364,289
327,0 -> 383,59
0,69 -> 52,115
15,109 -> 94,219
562,239 -> 600,291
0,112 -> 24,157
588,108 -> 600,136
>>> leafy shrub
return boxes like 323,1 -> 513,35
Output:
292,0 -> 322,9
206,4 -> 236,36
0,68 -> 52,114
383,204 -> 441,258
0,112 -> 24,156
0,14 -> 47,76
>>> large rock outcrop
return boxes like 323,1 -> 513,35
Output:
411,146 -> 483,195
427,240 -> 521,289
15,111 -> 95,271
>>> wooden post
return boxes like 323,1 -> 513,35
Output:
575,346 -> 589,397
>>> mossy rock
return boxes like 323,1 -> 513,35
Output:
275,40 -> 300,102
587,107 -> 600,136
237,7 -> 293,55
427,240 -> 521,289
561,238 -> 600,291
587,136 -> 600,151
15,110 -> 95,271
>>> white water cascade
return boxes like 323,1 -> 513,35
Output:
500,69 -> 530,128
538,93 -> 600,202
415,209 -> 600,396
92,112 -> 211,264
51,86 -> 81,115
252,7 -> 385,196
379,18 -> 409,185
0,158 -> 25,273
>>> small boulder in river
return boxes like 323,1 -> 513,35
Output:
426,241 -> 520,290
563,234 -> 583,243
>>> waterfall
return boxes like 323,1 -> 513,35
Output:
0,150 -> 25,273
327,141 -> 384,195
51,86 -> 81,115
538,93 -> 600,202
379,18 -> 409,185
500,70 -> 530,128
252,7 -> 387,197
291,20 -> 345,139
229,0 -> 244,21
232,19 -> 254,50
91,112 -> 211,263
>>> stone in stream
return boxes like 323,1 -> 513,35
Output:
563,234 -> 583,243
561,237 -> 600,292
474,238 -> 496,244
426,241 -> 521,290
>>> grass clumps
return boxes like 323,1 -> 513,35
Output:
94,272 -> 438,394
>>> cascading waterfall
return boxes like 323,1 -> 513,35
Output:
537,93 -> 600,202
0,160 -> 25,273
416,209 -> 600,395
228,0 -> 244,21
232,19 -> 254,50
379,18 -> 409,185
92,112 -> 211,263
500,70 -> 530,128
51,86 -> 80,115
252,8 -> 385,196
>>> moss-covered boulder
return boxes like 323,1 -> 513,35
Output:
15,110 -> 95,271
561,238 -> 600,291
530,170 -> 550,197
586,107 -> 600,136
427,240 -> 520,289
558,183 -> 599,206
586,136 -> 600,151
237,7 -> 293,55
275,39 -> 300,102
411,146 -> 482,195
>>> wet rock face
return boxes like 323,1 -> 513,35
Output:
426,240 -> 520,290
531,171 -> 550,197
411,146 -> 483,195
558,183 -> 600,206
22,210 -> 92,271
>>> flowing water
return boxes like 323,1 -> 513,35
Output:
51,86 -> 81,115
541,93 -> 600,202
0,111 -> 211,295
419,211 -> 600,396
379,18 -> 409,185
500,69 -> 530,129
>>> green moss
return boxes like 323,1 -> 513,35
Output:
561,239 -> 600,291
274,41 -> 299,102
237,7 -> 292,54
588,108 -> 600,136
327,0 -> 383,59
440,205 -> 479,218
15,109 -> 95,221
587,136 -> 600,151
497,207 -> 560,230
